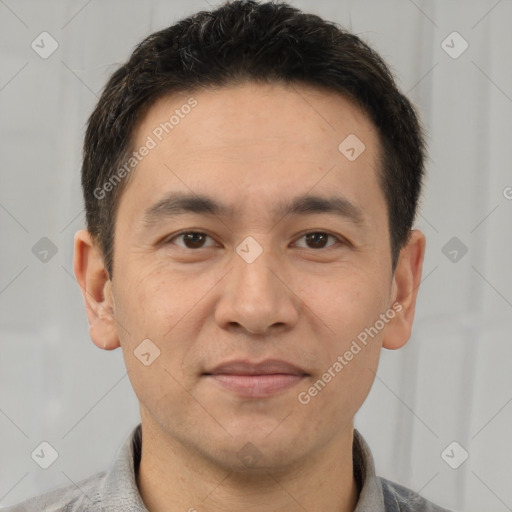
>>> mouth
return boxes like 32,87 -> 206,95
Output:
202,359 -> 309,398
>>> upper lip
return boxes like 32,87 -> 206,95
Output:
203,358 -> 308,376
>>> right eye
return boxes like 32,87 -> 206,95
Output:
164,231 -> 219,250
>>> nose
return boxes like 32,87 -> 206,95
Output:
214,241 -> 300,336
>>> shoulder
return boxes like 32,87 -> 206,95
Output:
379,477 -> 453,512
0,471 -> 106,512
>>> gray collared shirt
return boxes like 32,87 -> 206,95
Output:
2,424 -> 452,511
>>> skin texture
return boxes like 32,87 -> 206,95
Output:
74,81 -> 425,512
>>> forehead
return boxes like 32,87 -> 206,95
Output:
120,81 -> 384,226
134,82 -> 377,156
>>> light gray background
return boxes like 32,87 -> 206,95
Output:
1,1 -> 511,511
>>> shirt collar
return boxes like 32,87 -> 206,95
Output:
99,423 -> 384,511
353,428 -> 386,510
98,423 -> 147,511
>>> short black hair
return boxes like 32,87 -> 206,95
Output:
81,0 -> 427,278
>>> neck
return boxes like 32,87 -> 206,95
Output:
135,420 -> 359,512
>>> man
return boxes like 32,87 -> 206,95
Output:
4,1 -> 451,510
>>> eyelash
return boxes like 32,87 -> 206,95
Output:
163,230 -> 347,251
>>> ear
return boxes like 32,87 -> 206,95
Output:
73,229 -> 120,350
382,229 -> 426,350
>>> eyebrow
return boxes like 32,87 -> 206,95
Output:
141,191 -> 365,228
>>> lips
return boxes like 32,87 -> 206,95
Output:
202,359 -> 309,398
203,358 -> 308,376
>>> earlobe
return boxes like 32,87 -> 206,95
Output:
382,229 -> 426,350
73,229 -> 121,351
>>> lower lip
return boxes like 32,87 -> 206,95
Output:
205,374 -> 306,397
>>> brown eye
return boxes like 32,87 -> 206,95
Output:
167,232 -> 216,249
294,232 -> 340,250
165,230 -> 343,251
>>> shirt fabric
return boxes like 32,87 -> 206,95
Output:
2,423 -> 452,511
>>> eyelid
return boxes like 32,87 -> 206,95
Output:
163,229 -> 349,249
163,230 -> 219,248
292,230 -> 346,249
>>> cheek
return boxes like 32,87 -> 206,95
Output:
297,328 -> 382,427
112,265 -> 196,413
299,264 -> 390,340
114,262 -> 182,338
294,264 -> 389,413
112,262 -> 214,392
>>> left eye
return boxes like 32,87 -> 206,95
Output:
166,231 -> 341,250
294,232 -> 340,250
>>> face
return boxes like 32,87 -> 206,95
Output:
76,81 -> 424,473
